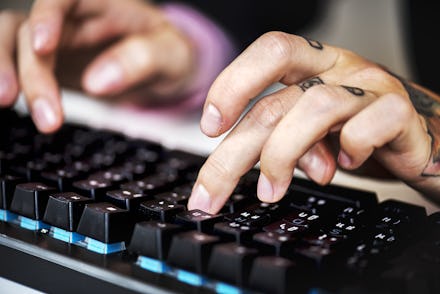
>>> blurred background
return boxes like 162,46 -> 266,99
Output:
1,0 -> 413,80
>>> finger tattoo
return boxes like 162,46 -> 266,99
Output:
299,77 -> 324,92
341,85 -> 365,96
301,36 -> 324,50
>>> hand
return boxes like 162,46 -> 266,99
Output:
188,31 -> 440,214
0,0 -> 195,133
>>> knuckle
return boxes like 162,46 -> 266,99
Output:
383,93 -> 415,122
357,66 -> 390,83
303,85 -> 341,114
254,31 -> 294,65
340,123 -> 364,147
247,96 -> 286,129
202,155 -> 235,183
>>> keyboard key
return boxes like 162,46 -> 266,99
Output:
76,202 -> 134,243
138,199 -> 185,222
253,232 -> 298,256
128,221 -> 185,260
0,175 -> 26,210
73,179 -> 115,201
167,230 -> 221,274
248,256 -> 300,294
9,182 -> 57,220
105,189 -> 150,211
207,242 -> 259,286
43,192 -> 93,231
175,209 -> 223,233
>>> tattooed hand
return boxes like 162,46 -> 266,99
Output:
188,31 -> 440,214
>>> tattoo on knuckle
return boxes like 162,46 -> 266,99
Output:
299,77 -> 324,92
341,85 -> 365,96
301,36 -> 324,50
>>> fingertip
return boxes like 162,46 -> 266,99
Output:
257,172 -> 274,202
82,61 -> 124,95
188,183 -> 212,212
31,97 -> 63,133
337,149 -> 354,170
200,103 -> 223,137
30,21 -> 59,55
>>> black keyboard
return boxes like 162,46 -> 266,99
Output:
0,108 -> 439,294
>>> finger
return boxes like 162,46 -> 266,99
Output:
296,140 -> 337,185
200,32 -> 340,137
338,93 -> 431,179
0,11 -> 25,106
189,85 -> 306,214
28,0 -> 77,54
82,27 -> 192,96
18,22 -> 63,133
59,0 -> 168,49
258,84 -> 375,202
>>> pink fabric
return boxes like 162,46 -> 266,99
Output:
123,2 -> 237,117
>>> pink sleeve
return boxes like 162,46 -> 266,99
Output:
159,2 -> 237,112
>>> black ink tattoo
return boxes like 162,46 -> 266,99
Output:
302,36 -> 324,50
392,73 -> 440,177
341,85 -> 365,96
299,77 -> 324,91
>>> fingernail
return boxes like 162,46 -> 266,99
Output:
32,98 -> 57,131
338,150 -> 352,168
257,172 -> 274,202
85,62 -> 123,94
201,103 -> 222,136
32,23 -> 50,52
306,150 -> 328,184
188,183 -> 212,212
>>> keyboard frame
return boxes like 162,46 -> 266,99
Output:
0,221 -> 212,294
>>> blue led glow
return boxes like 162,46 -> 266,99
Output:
137,256 -> 170,274
50,227 -> 85,243
176,269 -> 205,286
0,209 -> 18,222
215,282 -> 243,294
19,216 -> 50,231
84,237 -> 126,254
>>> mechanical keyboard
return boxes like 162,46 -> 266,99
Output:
0,108 -> 439,294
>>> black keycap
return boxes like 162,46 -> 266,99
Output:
221,193 -> 254,214
175,209 -> 223,233
289,176 -> 378,209
154,185 -> 191,205
41,166 -> 84,192
120,173 -> 179,195
128,221 -> 185,260
9,182 -> 57,219
105,189 -> 150,211
73,179 -> 115,201
253,232 -> 298,256
167,230 -> 221,274
248,256 -> 300,294
43,192 -> 93,231
207,242 -> 259,286
76,202 -> 134,243
0,175 -> 26,210
213,221 -> 260,244
138,199 -> 185,222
